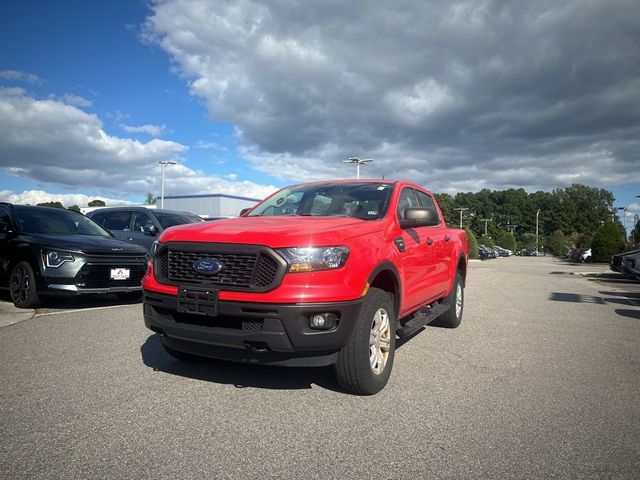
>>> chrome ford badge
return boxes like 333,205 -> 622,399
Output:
192,259 -> 223,275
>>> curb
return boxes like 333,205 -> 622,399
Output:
0,301 -> 35,327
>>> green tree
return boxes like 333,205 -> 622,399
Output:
478,234 -> 494,248
145,193 -> 157,205
547,230 -> 568,256
591,222 -> 626,262
37,201 -> 64,208
631,216 -> 640,246
465,228 -> 479,259
67,205 -> 81,212
87,199 -> 106,207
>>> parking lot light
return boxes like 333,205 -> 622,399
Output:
158,160 -> 177,209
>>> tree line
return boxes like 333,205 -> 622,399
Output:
434,183 -> 633,259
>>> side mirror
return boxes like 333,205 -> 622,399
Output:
239,208 -> 251,217
400,207 -> 440,229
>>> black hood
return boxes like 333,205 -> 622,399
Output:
24,233 -> 147,256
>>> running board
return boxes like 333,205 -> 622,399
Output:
396,303 -> 450,338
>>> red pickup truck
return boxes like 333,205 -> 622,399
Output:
142,180 -> 468,394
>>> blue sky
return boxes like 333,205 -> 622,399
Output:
0,0 -> 638,229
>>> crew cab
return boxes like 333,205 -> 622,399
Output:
142,180 -> 468,394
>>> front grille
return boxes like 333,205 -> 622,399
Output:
75,263 -> 147,288
156,243 -> 286,292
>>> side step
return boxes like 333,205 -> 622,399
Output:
396,303 -> 450,338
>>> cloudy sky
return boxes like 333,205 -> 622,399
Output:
1,0 -> 639,220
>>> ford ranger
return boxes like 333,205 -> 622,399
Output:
142,180 -> 468,394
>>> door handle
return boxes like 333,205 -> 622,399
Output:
444,236 -> 450,242
426,239 -> 433,245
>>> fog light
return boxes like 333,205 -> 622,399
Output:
309,313 -> 337,330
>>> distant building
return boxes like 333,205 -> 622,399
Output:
162,193 -> 261,219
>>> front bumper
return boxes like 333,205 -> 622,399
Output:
38,257 -> 147,296
143,290 -> 362,367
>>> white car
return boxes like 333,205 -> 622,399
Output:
580,248 -> 592,262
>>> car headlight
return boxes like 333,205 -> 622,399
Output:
277,247 -> 349,273
42,250 -> 75,268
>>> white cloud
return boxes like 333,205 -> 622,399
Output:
63,93 -> 92,107
0,88 -> 277,200
0,190 -> 136,208
143,0 -> 640,193
120,123 -> 167,137
0,70 -> 42,84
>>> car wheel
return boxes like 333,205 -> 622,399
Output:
9,261 -> 40,309
434,272 -> 464,328
334,287 -> 396,395
161,339 -> 204,363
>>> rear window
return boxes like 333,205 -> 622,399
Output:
153,211 -> 204,229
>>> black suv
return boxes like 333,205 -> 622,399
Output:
87,207 -> 203,251
0,203 -> 148,308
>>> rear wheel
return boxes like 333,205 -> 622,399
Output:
334,288 -> 396,395
434,272 -> 464,328
9,261 -> 40,309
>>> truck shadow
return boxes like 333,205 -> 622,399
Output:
140,334 -> 345,393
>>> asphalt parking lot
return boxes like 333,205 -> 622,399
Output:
1,256 -> 639,479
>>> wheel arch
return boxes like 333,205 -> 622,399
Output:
366,262 -> 401,318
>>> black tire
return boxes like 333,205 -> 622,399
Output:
434,272 -> 464,328
161,339 -> 204,363
334,288 -> 396,395
9,261 -> 40,309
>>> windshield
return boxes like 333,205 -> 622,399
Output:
14,206 -> 112,236
153,211 -> 204,229
247,182 -> 394,220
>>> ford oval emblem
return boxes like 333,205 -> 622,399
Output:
192,259 -> 223,275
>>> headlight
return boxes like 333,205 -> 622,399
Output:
43,250 -> 75,268
277,246 -> 349,273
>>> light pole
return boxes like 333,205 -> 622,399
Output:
342,157 -> 373,179
454,207 -> 469,229
158,160 -> 176,208
535,209 -> 540,255
617,206 -> 629,242
480,218 -> 491,236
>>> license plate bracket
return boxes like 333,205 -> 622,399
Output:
177,287 -> 219,316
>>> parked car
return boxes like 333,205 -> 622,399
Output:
494,246 -> 512,257
0,203 -> 148,308
143,179 -> 469,395
611,249 -> 640,277
621,254 -> 640,279
579,248 -> 592,263
479,245 -> 497,259
87,207 -> 204,251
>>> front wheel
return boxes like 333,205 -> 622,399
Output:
9,261 -> 40,309
334,288 -> 396,395
434,272 -> 464,328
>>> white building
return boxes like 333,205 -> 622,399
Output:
162,193 -> 262,219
